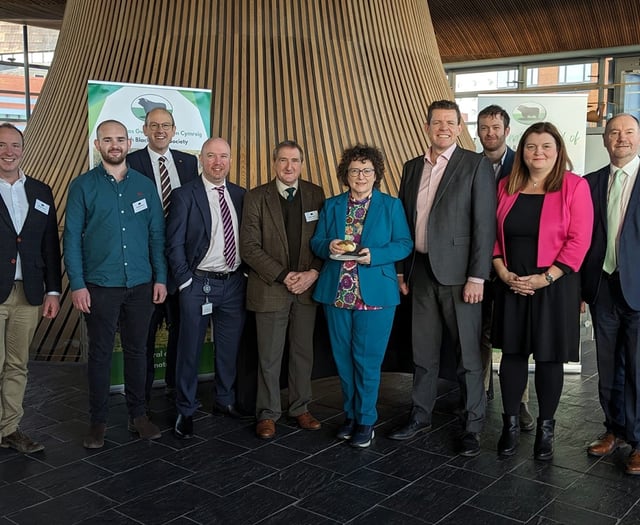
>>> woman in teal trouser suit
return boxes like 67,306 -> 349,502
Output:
311,144 -> 413,448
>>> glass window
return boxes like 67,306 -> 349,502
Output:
454,69 -> 519,93
0,22 -> 58,127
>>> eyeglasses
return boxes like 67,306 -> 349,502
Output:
148,122 -> 173,131
348,168 -> 376,178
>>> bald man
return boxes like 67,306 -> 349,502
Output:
165,138 -> 248,438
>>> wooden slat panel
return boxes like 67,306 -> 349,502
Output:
21,0 -> 464,359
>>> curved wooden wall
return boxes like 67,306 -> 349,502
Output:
23,0 -> 467,359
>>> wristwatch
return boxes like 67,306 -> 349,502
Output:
544,272 -> 554,285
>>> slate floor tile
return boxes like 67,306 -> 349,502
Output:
297,480 -> 384,522
26,459 -> 112,497
382,477 -> 475,522
368,446 -> 449,481
0,482 -> 49,516
258,462 -> 342,499
187,484 -> 295,524
187,455 -> 276,496
115,482 -> 213,525
467,473 -> 562,522
90,459 -> 193,502
555,473 -> 640,518
8,488 -> 114,525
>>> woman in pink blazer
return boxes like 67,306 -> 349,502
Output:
492,122 -> 593,460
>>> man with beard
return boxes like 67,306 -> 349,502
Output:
476,105 -> 533,431
64,120 -> 167,449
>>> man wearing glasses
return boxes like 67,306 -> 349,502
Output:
128,108 -> 198,405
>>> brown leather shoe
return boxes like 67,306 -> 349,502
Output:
83,423 -> 107,449
626,450 -> 640,475
587,432 -> 624,457
1,429 -> 44,453
256,419 -> 275,439
296,412 -> 321,431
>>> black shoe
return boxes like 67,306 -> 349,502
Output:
388,419 -> 431,441
174,414 -> 194,439
460,432 -> 481,457
519,402 -> 535,431
213,403 -> 253,420
336,418 -> 355,440
534,418 -> 555,461
497,414 -> 520,456
350,425 -> 375,448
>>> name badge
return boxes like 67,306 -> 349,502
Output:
201,302 -> 213,316
35,199 -> 50,215
132,198 -> 148,213
305,210 -> 319,222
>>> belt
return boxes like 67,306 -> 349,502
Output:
193,268 -> 238,280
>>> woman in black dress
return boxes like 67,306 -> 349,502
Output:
492,122 -> 593,460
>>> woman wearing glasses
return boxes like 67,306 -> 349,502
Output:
311,144 -> 412,448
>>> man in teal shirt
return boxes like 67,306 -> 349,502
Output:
64,120 -> 167,449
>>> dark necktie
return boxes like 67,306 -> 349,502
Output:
159,156 -> 171,216
216,186 -> 236,267
286,187 -> 295,201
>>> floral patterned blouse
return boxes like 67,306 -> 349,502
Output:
333,194 -> 381,310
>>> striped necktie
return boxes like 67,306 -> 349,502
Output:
159,155 -> 171,216
216,186 -> 236,267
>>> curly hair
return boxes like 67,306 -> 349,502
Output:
336,144 -> 385,189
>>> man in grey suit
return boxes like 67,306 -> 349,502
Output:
389,100 -> 496,456
240,140 -> 325,440
127,108 -> 198,403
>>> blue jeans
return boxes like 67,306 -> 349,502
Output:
84,283 -> 154,424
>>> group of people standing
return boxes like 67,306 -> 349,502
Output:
1,101 -> 640,473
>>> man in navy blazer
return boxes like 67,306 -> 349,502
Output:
0,123 -> 61,453
165,137 -> 248,438
389,100 -> 496,457
582,113 -> 640,474
476,104 -> 533,430
127,108 -> 198,403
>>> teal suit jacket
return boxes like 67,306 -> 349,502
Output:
311,189 -> 413,307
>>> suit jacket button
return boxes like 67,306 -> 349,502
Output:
16,237 -> 22,243
10,258 -> 16,264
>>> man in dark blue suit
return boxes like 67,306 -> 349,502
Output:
166,137 -> 248,438
476,104 -> 533,430
127,108 -> 198,403
0,123 -> 61,453
582,113 -> 640,474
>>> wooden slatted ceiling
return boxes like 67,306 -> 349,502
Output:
2,1 -> 640,62
21,0 -> 460,359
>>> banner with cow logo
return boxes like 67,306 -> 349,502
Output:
87,80 -> 211,168
477,93 -> 587,175
87,80 -> 214,390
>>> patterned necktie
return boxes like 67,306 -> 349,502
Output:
216,186 -> 236,267
603,168 -> 627,274
159,156 -> 171,216
286,187 -> 295,201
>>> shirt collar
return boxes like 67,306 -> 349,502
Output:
202,176 -> 226,191
611,156 -> 640,178
0,169 -> 26,187
275,178 -> 298,198
425,143 -> 457,165
146,146 -> 173,164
